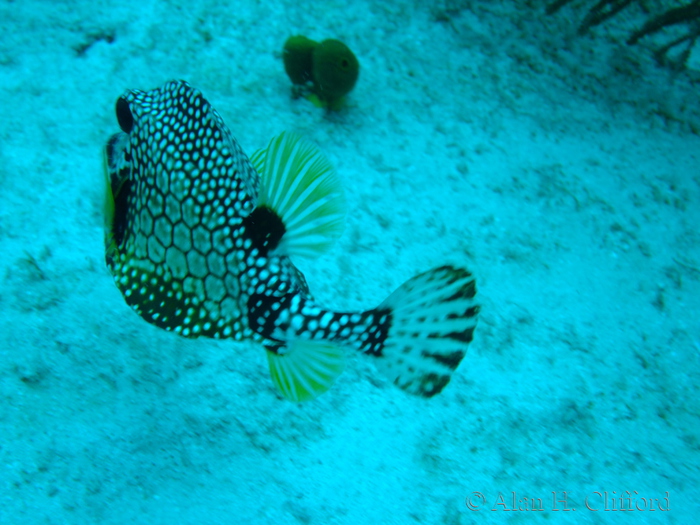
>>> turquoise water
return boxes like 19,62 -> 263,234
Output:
0,1 -> 698,523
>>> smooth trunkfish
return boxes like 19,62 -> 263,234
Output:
103,80 -> 479,401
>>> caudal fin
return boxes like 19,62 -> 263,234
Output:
368,266 -> 479,397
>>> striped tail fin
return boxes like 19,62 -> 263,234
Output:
366,266 -> 479,397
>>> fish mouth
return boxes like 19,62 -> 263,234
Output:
104,132 -> 129,180
103,131 -> 131,213
103,131 -> 132,260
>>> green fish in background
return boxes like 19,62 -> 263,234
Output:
103,80 -> 479,402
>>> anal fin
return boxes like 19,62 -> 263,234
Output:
266,340 -> 345,402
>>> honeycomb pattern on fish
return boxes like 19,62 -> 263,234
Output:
104,80 -> 480,401
105,80 -> 297,340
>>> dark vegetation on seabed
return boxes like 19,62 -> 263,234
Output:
547,0 -> 700,69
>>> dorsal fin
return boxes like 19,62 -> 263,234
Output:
250,131 -> 346,258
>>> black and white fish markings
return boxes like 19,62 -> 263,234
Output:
103,80 -> 479,401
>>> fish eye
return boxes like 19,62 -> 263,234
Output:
115,97 -> 134,133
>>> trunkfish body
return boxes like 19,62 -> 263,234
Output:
103,80 -> 479,401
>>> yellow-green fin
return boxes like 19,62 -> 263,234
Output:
250,131 -> 346,258
103,134 -> 131,260
266,340 -> 345,402
102,146 -> 118,258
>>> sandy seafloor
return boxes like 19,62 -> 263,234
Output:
1,0 -> 699,523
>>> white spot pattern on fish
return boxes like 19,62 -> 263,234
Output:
103,80 -> 480,401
